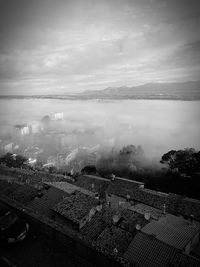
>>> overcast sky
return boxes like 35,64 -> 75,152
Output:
0,0 -> 200,95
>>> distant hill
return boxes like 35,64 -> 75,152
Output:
79,81 -> 200,100
1,81 -> 200,100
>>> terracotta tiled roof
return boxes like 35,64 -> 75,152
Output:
28,186 -> 69,217
142,214 -> 200,249
53,191 -> 99,224
45,181 -> 95,197
106,179 -> 138,199
80,210 -> 106,243
73,175 -> 110,194
170,252 -> 200,267
95,225 -> 133,256
129,203 -> 163,220
119,209 -> 148,234
0,179 -> 38,205
124,232 -> 177,267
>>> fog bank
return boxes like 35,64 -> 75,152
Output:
0,99 -> 199,158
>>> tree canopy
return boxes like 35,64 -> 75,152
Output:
160,148 -> 200,174
0,153 -> 27,168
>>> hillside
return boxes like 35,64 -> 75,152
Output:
79,81 -> 200,100
1,81 -> 200,100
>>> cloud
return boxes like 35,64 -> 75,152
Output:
0,0 -> 200,94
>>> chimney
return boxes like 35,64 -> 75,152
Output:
126,194 -> 130,202
162,204 -> 166,215
113,248 -> 118,254
190,214 -> 194,224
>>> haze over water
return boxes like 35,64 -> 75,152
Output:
0,99 -> 199,158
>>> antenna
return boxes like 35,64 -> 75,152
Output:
144,213 -> 150,221
113,214 -> 120,224
113,248 -> 118,254
162,204 -> 166,215
136,224 -> 141,230
126,194 -> 131,201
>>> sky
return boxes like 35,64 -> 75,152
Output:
0,0 -> 200,95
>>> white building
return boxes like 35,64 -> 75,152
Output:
15,124 -> 31,136
51,112 -> 64,120
31,122 -> 40,134
4,143 -> 14,153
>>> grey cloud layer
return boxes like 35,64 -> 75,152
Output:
0,0 -> 200,94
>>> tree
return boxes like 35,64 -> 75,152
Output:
160,150 -> 177,169
81,165 -> 97,175
160,148 -> 200,174
0,153 -> 27,168
96,145 -> 145,178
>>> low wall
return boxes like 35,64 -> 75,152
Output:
0,165 -> 72,185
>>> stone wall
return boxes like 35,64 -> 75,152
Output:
0,165 -> 72,185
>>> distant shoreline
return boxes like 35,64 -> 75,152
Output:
0,95 -> 199,101
1,81 -> 199,101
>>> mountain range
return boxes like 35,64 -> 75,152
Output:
79,81 -> 200,100
1,81 -> 200,100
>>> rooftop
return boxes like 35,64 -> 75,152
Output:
53,191 -> 99,224
72,175 -> 110,195
141,188 -> 168,197
106,179 -> 139,199
27,185 -> 69,218
45,181 -> 95,197
119,209 -> 148,234
0,179 -> 39,205
170,252 -> 200,267
129,203 -> 163,220
95,225 -> 133,256
142,214 -> 200,250
124,232 -> 177,267
14,123 -> 28,129
80,209 -> 106,243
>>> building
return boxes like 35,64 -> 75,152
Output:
141,214 -> 200,254
129,203 -> 164,220
86,152 -> 97,166
24,146 -> 43,159
14,124 -> 31,136
52,191 -> 101,230
124,232 -> 177,267
51,112 -> 64,120
3,142 -> 14,153
106,177 -> 144,208
45,181 -> 96,197
95,225 -> 133,256
31,122 -> 40,134
56,153 -> 69,168
1,166 -> 200,266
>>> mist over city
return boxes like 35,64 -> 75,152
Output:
0,98 -> 200,160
